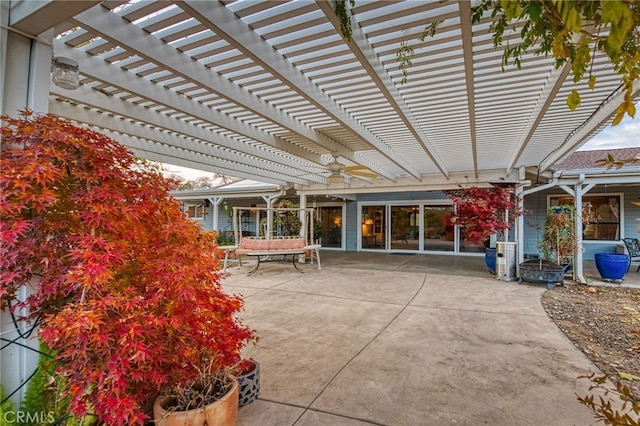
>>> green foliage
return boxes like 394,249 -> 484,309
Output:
1,387 -> 16,426
472,0 -> 639,124
20,343 -> 97,426
334,0 -> 356,41
335,0 -> 639,123
275,200 -> 302,236
216,230 -> 235,246
595,153 -> 640,170
576,372 -> 639,426
21,345 -> 60,424
397,21 -> 440,84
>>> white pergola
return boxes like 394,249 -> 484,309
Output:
3,0 -> 638,195
2,1 -> 639,406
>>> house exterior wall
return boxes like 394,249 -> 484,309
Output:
521,185 -> 640,261
176,185 -> 639,261
345,201 -> 358,251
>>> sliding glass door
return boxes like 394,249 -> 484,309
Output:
362,205 -> 385,249
423,205 -> 454,252
318,206 -> 342,248
390,205 -> 419,250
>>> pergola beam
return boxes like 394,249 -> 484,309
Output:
316,0 -> 448,179
67,5 -> 371,177
50,99 -> 315,186
538,80 -> 640,172
53,41 -> 326,169
175,0 -> 402,181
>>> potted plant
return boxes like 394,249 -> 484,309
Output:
0,111 -> 256,425
153,358 -> 239,426
275,199 -> 301,236
443,181 -> 524,273
539,205 -> 598,271
539,205 -> 578,269
233,358 -> 261,407
534,204 -> 601,284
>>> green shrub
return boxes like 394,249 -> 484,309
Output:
1,387 -> 16,426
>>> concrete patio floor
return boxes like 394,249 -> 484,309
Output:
223,251 -> 639,426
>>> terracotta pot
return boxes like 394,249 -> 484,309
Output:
153,379 -> 239,426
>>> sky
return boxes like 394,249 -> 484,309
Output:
579,112 -> 640,151
164,112 -> 639,180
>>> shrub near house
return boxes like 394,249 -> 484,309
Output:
0,112 -> 255,425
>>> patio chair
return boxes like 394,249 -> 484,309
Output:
621,238 -> 640,272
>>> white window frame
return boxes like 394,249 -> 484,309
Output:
548,192 -> 624,243
185,203 -> 207,220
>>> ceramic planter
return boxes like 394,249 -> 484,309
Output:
485,247 -> 496,274
153,379 -> 239,426
237,360 -> 260,407
594,253 -> 629,282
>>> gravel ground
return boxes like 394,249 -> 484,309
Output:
541,283 -> 640,399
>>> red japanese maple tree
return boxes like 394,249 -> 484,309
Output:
0,111 -> 255,425
443,183 -> 524,245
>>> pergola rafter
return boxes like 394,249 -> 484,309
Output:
2,0 -> 631,191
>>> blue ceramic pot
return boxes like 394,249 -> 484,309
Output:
485,248 -> 496,274
237,360 -> 260,407
594,253 -> 629,281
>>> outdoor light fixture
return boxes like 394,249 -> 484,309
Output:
52,57 -> 80,90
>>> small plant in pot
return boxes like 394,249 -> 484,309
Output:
539,204 -> 597,276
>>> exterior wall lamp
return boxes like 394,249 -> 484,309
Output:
52,57 -> 80,90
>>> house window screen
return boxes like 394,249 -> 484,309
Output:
550,195 -> 621,241
186,203 -> 206,220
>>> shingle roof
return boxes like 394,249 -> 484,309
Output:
553,148 -> 640,171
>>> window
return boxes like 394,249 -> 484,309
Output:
550,194 -> 621,241
186,203 -> 206,220
423,205 -> 454,252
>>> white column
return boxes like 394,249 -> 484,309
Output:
1,24 -> 53,407
516,186 -> 525,266
298,194 -> 307,263
2,28 -> 52,116
210,197 -> 222,232
575,180 -> 596,284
